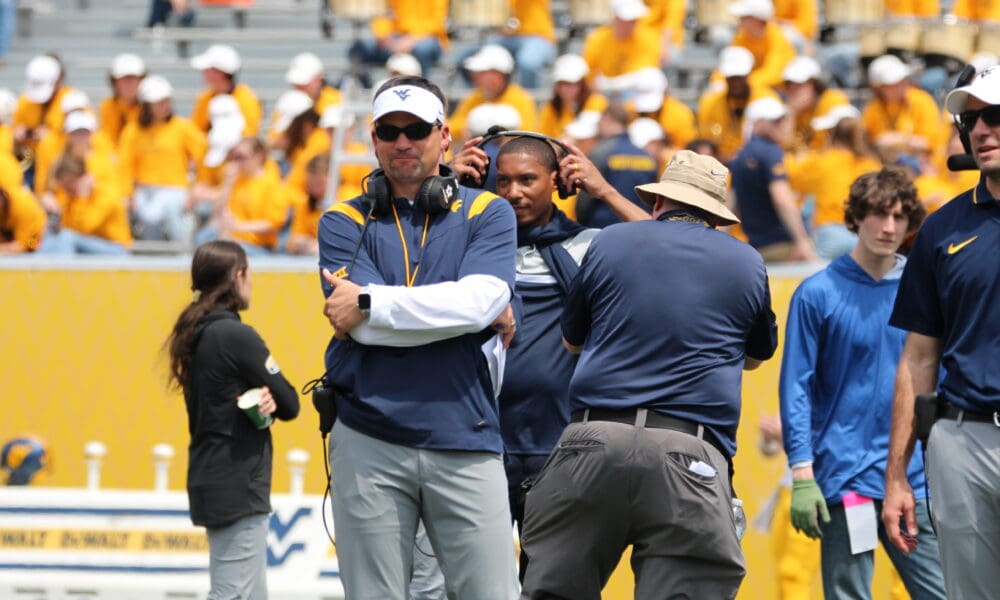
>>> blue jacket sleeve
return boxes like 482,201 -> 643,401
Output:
779,281 -> 823,466
458,192 -> 517,290
317,203 -> 386,298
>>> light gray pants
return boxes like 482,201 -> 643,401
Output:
329,420 -> 519,600
926,417 -> 1000,600
206,512 -> 269,600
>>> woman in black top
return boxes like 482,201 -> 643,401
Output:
166,240 -> 299,599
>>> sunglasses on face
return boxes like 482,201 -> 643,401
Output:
374,121 -> 438,142
958,105 -> 1000,132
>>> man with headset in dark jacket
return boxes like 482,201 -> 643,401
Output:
317,76 -> 519,600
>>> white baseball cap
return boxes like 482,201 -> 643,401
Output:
190,44 -> 241,74
271,89 -> 314,133
386,53 -> 422,77
719,46 -> 755,78
731,0 -> 774,20
372,84 -> 445,124
0,89 -> 16,123
319,104 -> 356,129
60,90 -> 91,114
205,95 -> 245,167
24,56 -> 61,103
466,103 -> 522,137
868,54 -> 911,86
810,103 -> 861,130
208,93 -> 242,121
553,54 -> 589,84
782,56 -> 821,84
611,0 -> 650,21
110,53 -> 146,79
633,68 -> 669,113
564,110 -> 602,140
286,52 -> 324,86
138,75 -> 173,103
946,64 -> 1000,113
628,117 -> 666,149
64,110 -> 97,133
745,97 -> 788,122
463,44 -> 515,74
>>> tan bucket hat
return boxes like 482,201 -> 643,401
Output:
635,150 -> 740,225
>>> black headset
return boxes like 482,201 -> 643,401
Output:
361,164 -> 460,216
459,127 -> 576,199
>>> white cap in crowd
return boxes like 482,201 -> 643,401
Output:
110,53 -> 146,79
628,117 -> 666,149
0,89 -> 17,123
463,44 -> 515,74
466,103 -> 522,137
60,90 -> 91,114
552,54 -> 589,84
64,110 -> 97,133
782,56 -> 821,84
731,0 -> 774,20
138,75 -> 173,103
811,104 -> 861,130
868,54 -> 911,86
319,104 -> 356,129
969,52 -> 1000,76
191,44 -> 242,74
386,53 -> 422,77
372,84 -> 445,124
633,68 -> 669,114
745,97 -> 788,123
611,0 -> 650,21
719,46 -> 755,78
564,110 -> 602,140
24,55 -> 61,103
286,52 -> 324,86
271,89 -> 314,133
946,65 -> 1000,114
205,95 -> 246,168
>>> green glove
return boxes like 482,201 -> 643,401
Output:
790,478 -> 831,539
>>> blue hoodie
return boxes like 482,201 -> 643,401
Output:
780,254 -> 927,502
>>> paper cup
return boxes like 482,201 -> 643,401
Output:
237,388 -> 273,429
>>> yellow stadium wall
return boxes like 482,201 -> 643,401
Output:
0,264 -> 905,599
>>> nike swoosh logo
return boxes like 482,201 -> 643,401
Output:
947,236 -> 978,254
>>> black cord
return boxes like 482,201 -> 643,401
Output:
320,433 -> 336,549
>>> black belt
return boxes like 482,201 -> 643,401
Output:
570,408 -> 730,461
941,403 -> 1000,426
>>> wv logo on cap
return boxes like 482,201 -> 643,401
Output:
394,89 -> 411,101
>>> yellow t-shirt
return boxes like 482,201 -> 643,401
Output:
915,170 -> 978,213
641,0 -> 687,49
450,84 -> 539,139
34,129 -> 118,196
0,124 -> 13,157
953,0 -> 1000,20
509,0 -> 555,40
732,22 -> 796,90
56,183 -> 132,245
371,0 -> 449,47
315,85 -> 342,115
862,86 -> 943,149
656,95 -> 697,150
774,0 -> 818,40
98,97 -> 141,149
2,184 -> 46,251
228,170 -> 290,249
285,128 -> 332,192
0,151 -> 23,190
582,25 -> 662,80
118,116 -> 206,194
537,93 -> 608,139
786,147 -> 882,227
886,0 -> 940,17
190,84 -> 263,137
12,87 -> 77,141
697,84 -> 780,162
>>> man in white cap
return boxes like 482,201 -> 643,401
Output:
12,55 -> 77,187
347,0 -> 447,88
781,55 -> 850,152
450,44 -> 537,143
100,53 -> 146,149
317,75 -> 519,599
730,0 -> 795,89
730,97 -> 817,262
189,44 -> 261,136
582,0 -> 662,103
861,54 -> 941,161
520,149 -> 777,598
882,64 -> 1000,600
285,52 -> 341,115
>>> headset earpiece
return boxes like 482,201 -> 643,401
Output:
417,164 -> 459,214
361,168 -> 392,216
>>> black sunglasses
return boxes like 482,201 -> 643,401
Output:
958,105 -> 1000,132
374,121 -> 438,142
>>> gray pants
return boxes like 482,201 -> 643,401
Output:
206,512 -> 269,600
926,417 -> 1000,600
520,418 -> 745,600
329,420 -> 519,600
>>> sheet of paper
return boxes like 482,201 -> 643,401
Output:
843,491 -> 878,555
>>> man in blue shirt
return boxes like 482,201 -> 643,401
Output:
730,97 -> 818,262
779,168 -> 945,599
519,150 -> 778,599
317,76 -> 519,599
883,67 -> 1000,600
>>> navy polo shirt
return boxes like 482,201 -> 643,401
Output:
579,133 -> 657,229
561,213 -> 778,456
731,135 -> 790,249
890,177 -> 1000,412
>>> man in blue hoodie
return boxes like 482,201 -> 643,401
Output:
779,168 -> 945,599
